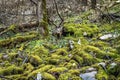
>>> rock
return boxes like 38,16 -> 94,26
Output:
99,34 -> 117,40
78,39 -> 81,45
116,0 -> 120,3
83,32 -> 87,36
2,54 -> 9,60
68,54 -> 72,57
110,62 -> 117,69
86,67 -> 96,72
98,62 -> 107,72
69,40 -> 74,50
98,62 -> 106,67
80,71 -> 97,80
37,72 -> 42,80
72,63 -> 76,66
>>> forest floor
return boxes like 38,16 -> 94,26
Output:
0,14 -> 120,80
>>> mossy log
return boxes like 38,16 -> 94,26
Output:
0,21 -> 39,35
0,33 -> 37,47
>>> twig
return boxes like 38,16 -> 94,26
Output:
30,0 -> 37,6
22,56 -> 28,65
53,0 -> 64,27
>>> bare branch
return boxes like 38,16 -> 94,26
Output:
53,0 -> 64,27
30,0 -> 38,6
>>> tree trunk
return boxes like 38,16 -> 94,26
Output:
40,0 -> 49,36
37,0 -> 42,22
81,0 -> 88,11
82,0 -> 88,6
91,0 -> 96,9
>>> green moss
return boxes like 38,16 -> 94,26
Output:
72,48 -> 97,66
68,69 -> 80,75
40,21 -> 49,36
63,22 -> 98,37
42,72 -> 56,80
65,62 -> 75,69
29,55 -> 43,66
8,53 -> 18,62
0,65 -> 23,76
54,48 -> 68,56
60,55 -> 71,62
70,75 -> 82,80
107,62 -> 120,77
6,74 -> 28,80
47,53 -> 70,65
85,45 -> 108,58
28,65 -> 53,78
73,54 -> 83,65
40,0 -> 48,37
62,60 -> 78,69
8,24 -> 16,31
6,74 -> 21,79
2,61 -> 11,67
48,58 -> 60,65
58,73 -> 71,80
90,41 -> 109,48
96,67 -> 108,80
32,46 -> 49,58
85,45 -> 119,59
58,73 -> 81,80
48,67 -> 68,73
79,66 -> 91,73
51,54 -> 61,59
23,63 -> 34,76
0,34 -> 37,47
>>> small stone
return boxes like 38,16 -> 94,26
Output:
110,62 -> 117,68
78,39 -> 81,45
86,67 -> 96,72
83,32 -> 87,36
72,63 -> 76,66
37,72 -> 42,80
68,54 -> 72,57
69,40 -> 74,50
2,54 -> 8,60
99,34 -> 117,40
80,71 -> 97,80
98,62 -> 106,67
116,0 -> 120,3
98,62 -> 107,72
69,40 -> 74,44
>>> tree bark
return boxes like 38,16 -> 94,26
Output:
39,0 -> 49,36
81,0 -> 88,11
91,0 -> 96,9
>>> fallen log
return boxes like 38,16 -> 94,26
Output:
0,32 -> 37,47
0,21 -> 39,35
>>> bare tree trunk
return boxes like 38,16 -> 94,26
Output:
30,0 -> 48,36
37,0 -> 42,22
91,0 -> 96,9
81,0 -> 88,11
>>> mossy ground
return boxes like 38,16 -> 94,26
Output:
0,15 -> 120,80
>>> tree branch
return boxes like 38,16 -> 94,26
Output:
53,0 -> 63,27
30,0 -> 38,6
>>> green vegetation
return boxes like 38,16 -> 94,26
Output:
0,10 -> 120,80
